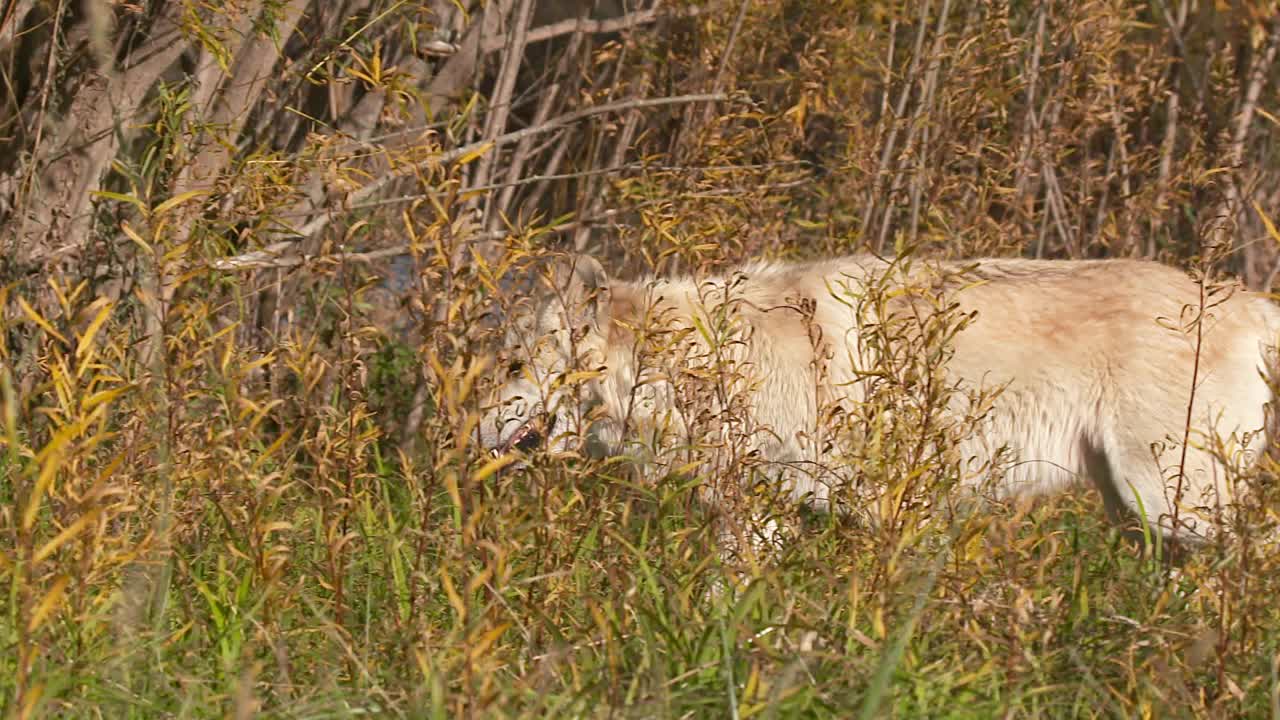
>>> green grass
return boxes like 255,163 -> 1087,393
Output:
9,446 -> 1279,717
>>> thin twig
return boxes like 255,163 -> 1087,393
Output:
494,77 -> 564,223
1173,271 -> 1209,545
9,0 -> 67,258
522,129 -> 575,213
495,2 -> 595,226
0,0 -> 36,54
574,108 -> 641,251
282,160 -> 805,219
575,4 -> 641,249
905,0 -> 953,246
1104,80 -> 1135,253
1040,156 -> 1074,254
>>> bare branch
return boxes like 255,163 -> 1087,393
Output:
210,176 -> 811,272
1012,5 -> 1046,203
294,92 -> 729,239
863,0 -> 932,250
426,2 -> 507,110
480,5 -> 689,54
574,108 -> 640,251
475,0 -> 536,230
879,0 -> 951,251
495,4 -> 593,224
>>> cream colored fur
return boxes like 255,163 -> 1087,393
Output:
481,254 -> 1280,544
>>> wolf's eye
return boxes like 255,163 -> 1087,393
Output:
507,360 -> 524,378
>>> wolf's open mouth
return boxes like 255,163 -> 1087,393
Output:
496,412 -> 556,457
503,420 -> 542,453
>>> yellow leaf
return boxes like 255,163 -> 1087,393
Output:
454,142 -> 493,166
28,575 -> 69,632
252,429 -> 294,470
442,470 -> 462,513
471,453 -> 517,482
24,423 -> 80,531
441,568 -> 466,622
1254,201 -> 1280,245
18,682 -> 44,720
241,353 -> 277,376
81,386 -> 129,414
258,521 -> 294,538
120,221 -> 153,255
562,370 -> 603,384
17,296 -> 68,345
75,302 -> 112,361
1,369 -> 18,453
468,621 -> 511,662
90,190 -> 147,211
33,510 -> 100,564
152,190 -> 211,216
1197,167 -> 1232,182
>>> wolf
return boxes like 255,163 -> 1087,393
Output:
479,253 -> 1280,546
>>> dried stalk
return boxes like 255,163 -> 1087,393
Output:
1152,0 -> 1190,255
574,109 -> 641,251
699,0 -> 749,127
905,0 -> 953,246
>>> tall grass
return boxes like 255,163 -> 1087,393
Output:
4,239 -> 1280,717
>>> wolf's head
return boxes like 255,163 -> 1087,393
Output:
480,254 -> 613,459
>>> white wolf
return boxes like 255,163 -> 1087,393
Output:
480,253 -> 1280,545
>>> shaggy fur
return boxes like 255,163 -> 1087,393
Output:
480,254 -> 1280,544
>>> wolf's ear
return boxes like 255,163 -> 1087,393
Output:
550,253 -> 612,334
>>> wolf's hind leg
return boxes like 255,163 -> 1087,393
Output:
1103,437 -> 1236,546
